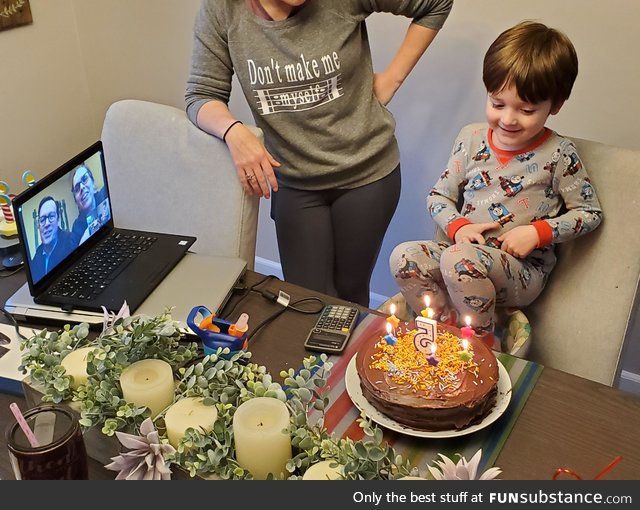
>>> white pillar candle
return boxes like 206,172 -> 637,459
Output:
165,397 -> 218,448
60,347 -> 96,390
119,359 -> 175,418
233,397 -> 292,480
302,460 -> 344,480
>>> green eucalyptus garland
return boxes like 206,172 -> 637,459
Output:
20,311 -> 417,480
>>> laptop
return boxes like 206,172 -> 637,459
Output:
5,252 -> 248,335
9,140 -> 197,315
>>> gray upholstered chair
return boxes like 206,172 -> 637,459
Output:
381,137 -> 640,387
525,137 -> 640,386
101,99 -> 260,269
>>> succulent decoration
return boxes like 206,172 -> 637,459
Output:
105,418 -> 175,480
428,450 -> 502,480
20,310 -> 500,480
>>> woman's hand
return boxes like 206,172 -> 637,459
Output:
373,71 -> 400,106
454,222 -> 500,245
224,124 -> 280,198
497,225 -> 539,258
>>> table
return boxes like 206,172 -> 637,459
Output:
1,268 -> 639,480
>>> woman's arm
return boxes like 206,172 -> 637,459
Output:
196,100 -> 280,199
374,23 -> 441,105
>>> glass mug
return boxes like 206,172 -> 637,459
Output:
6,405 -> 89,480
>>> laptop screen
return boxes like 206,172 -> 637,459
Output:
14,143 -> 112,286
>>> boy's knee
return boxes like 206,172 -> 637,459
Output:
389,242 -> 414,273
440,242 -> 478,266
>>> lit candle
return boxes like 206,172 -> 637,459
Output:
415,296 -> 438,345
457,338 -> 473,363
386,303 -> 400,331
233,397 -> 292,480
119,359 -> 175,418
460,315 -> 475,340
302,460 -> 344,480
426,342 -> 439,367
164,397 -> 218,448
383,322 -> 397,346
420,295 -> 434,318
61,347 -> 97,390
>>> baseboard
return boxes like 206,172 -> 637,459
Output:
253,257 -> 390,309
618,370 -> 640,395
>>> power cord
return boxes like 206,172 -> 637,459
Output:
220,274 -> 325,343
245,295 -> 324,342
0,265 -> 24,278
1,305 -> 28,341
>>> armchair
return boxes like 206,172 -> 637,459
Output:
100,99 -> 260,269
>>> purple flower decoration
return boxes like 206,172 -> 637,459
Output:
105,418 -> 176,480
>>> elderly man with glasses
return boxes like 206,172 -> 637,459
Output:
30,196 -> 73,282
70,165 -> 108,246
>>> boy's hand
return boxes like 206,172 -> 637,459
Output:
497,225 -> 539,258
454,222 -> 500,245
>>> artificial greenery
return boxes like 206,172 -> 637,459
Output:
20,311 -> 419,480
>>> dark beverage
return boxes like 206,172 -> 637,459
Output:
6,405 -> 89,480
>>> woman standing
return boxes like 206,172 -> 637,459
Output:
186,0 -> 453,306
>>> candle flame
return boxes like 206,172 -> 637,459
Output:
386,322 -> 392,334
424,295 -> 430,308
465,315 -> 471,327
389,303 -> 396,316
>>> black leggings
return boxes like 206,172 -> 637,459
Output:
271,166 -> 401,306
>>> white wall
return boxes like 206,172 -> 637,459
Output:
0,0 -> 97,192
1,0 -> 639,380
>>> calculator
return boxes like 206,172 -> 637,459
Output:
303,304 -> 360,354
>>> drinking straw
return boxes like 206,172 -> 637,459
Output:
9,403 -> 40,448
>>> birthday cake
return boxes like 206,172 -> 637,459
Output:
355,322 -> 498,431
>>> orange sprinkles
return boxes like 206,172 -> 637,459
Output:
369,328 -> 479,393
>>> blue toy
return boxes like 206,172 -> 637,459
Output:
186,305 -> 248,359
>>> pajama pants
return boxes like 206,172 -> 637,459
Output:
389,240 -> 550,335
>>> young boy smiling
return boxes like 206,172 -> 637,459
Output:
390,21 -> 603,347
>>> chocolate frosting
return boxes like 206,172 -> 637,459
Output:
356,324 -> 499,431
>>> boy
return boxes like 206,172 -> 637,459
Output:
389,21 -> 603,348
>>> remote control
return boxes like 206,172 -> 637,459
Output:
304,304 -> 360,354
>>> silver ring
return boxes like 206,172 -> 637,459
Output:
246,174 -> 255,183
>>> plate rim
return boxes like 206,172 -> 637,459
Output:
344,353 -> 512,438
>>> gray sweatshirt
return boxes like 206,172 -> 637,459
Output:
185,0 -> 453,190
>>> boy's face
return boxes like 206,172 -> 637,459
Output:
486,84 -> 562,151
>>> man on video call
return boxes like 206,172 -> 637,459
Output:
70,165 -> 108,246
31,196 -> 73,282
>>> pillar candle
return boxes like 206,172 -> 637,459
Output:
233,397 -> 292,480
119,359 -> 175,418
61,347 -> 96,390
302,460 -> 344,480
165,397 -> 218,448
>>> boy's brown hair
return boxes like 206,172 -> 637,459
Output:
483,20 -> 578,108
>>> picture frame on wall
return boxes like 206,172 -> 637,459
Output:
0,0 -> 32,32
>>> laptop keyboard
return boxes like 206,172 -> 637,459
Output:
49,232 -> 157,301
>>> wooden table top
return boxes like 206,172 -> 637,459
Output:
1,268 -> 639,480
